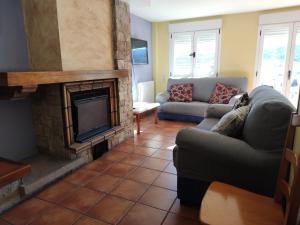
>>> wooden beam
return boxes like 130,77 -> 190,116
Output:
0,70 -> 128,87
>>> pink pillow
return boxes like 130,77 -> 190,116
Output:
209,82 -> 240,104
169,83 -> 193,102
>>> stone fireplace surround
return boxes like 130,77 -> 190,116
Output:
63,79 -> 123,153
0,0 -> 133,212
0,69 -> 133,212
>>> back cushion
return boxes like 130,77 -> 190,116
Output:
167,77 -> 247,102
243,86 -> 295,150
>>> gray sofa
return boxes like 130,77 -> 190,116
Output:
174,86 -> 295,204
156,77 -> 248,123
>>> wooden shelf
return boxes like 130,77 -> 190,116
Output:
0,70 -> 128,99
0,158 -> 31,188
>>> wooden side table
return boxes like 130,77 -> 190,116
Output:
133,102 -> 160,135
0,158 -> 31,188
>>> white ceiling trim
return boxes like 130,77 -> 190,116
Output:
169,19 -> 222,33
259,10 -> 300,25
127,0 -> 300,22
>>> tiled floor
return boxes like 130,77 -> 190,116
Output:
1,116 -> 200,225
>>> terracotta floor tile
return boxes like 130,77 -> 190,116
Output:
141,158 -> 170,171
162,213 -> 200,225
153,173 -> 177,191
87,195 -> 134,224
121,154 -> 146,166
134,133 -> 155,140
165,144 -> 177,151
161,143 -> 177,150
139,186 -> 177,210
84,160 -> 112,173
113,143 -> 135,153
85,174 -> 121,193
30,206 -> 80,225
60,187 -> 105,213
105,163 -> 136,177
64,169 -> 100,185
151,135 -> 175,143
123,138 -> 145,146
164,162 -> 177,174
118,203 -> 167,225
1,198 -> 53,225
127,167 -> 161,184
38,181 -> 77,203
111,179 -> 148,201
143,140 -> 163,149
74,217 -> 108,225
132,146 -> 157,156
102,151 -> 128,162
152,150 -> 173,161
170,199 -> 199,221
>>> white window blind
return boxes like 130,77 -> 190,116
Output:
194,30 -> 219,77
169,20 -> 221,78
172,33 -> 194,77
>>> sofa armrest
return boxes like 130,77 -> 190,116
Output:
175,128 -> 281,169
156,91 -> 170,105
205,104 -> 233,119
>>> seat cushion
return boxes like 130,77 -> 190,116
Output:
159,101 -> 209,117
197,118 -> 219,131
200,182 -> 284,225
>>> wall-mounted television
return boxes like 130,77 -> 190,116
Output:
131,38 -> 148,65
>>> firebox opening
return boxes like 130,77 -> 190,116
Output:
93,140 -> 109,160
71,88 -> 112,142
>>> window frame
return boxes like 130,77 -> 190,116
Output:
254,10 -> 300,103
169,19 -> 222,78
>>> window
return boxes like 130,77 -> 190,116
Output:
169,20 -> 222,78
255,10 -> 300,107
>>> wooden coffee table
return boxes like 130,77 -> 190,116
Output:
133,102 -> 160,134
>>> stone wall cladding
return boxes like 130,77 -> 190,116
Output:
32,85 -> 71,159
111,0 -> 134,147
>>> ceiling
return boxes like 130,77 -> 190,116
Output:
124,0 -> 300,22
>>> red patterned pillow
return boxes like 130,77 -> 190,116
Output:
209,82 -> 240,104
169,83 -> 193,102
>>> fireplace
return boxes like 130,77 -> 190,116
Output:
71,89 -> 111,142
63,79 -> 124,155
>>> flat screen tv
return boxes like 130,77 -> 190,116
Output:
131,38 -> 148,65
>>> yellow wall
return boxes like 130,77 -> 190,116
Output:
153,6 -> 300,94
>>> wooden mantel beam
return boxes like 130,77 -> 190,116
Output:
0,70 -> 128,87
0,70 -> 128,100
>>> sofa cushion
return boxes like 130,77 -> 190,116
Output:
197,118 -> 219,131
160,101 -> 209,117
211,106 -> 250,137
167,77 -> 247,102
169,83 -> 193,102
209,82 -> 240,104
243,86 -> 295,150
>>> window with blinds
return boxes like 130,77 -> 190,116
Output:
170,29 -> 220,78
